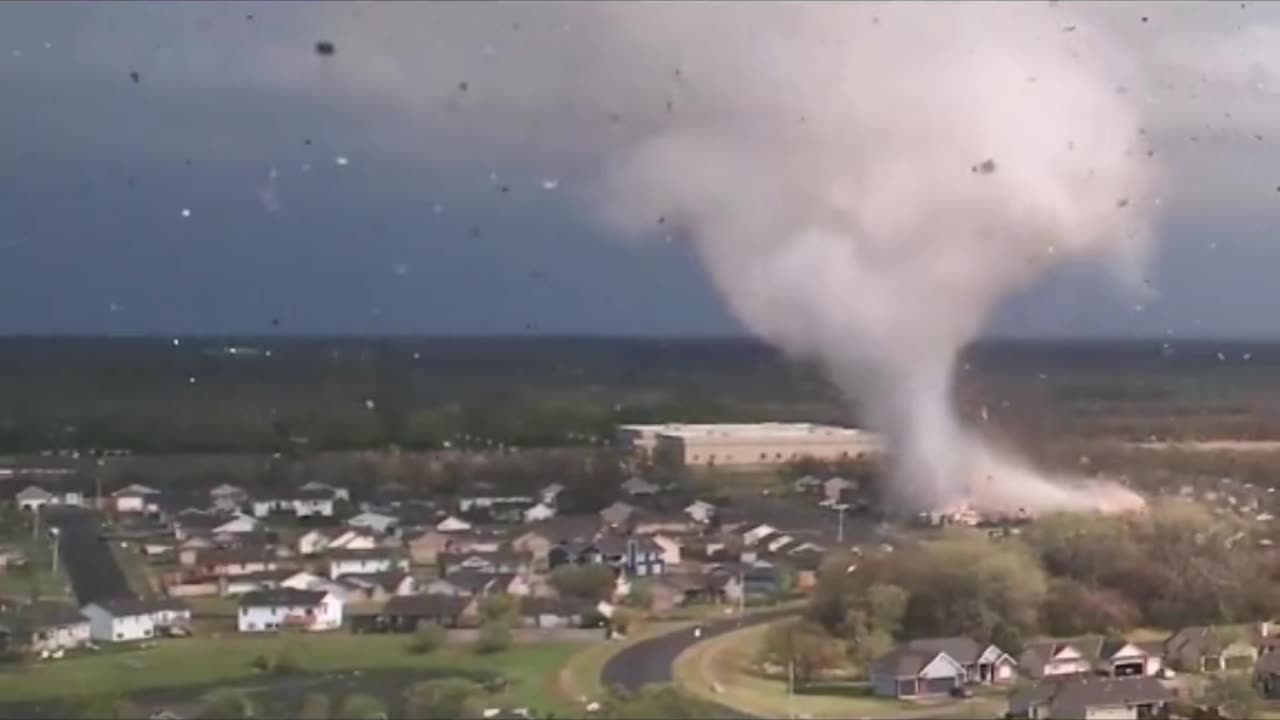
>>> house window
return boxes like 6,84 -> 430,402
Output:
116,633 -> 123,640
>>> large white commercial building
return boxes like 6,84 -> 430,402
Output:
617,422 -> 880,468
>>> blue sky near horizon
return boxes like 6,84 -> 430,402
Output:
4,2 -> 1280,339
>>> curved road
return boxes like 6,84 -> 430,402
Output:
601,608 -> 799,717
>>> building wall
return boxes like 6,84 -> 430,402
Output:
329,558 -> 395,579
31,622 -> 91,652
619,424 -> 879,467
82,606 -> 155,642
238,598 -> 342,632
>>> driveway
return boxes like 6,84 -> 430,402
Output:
600,607 -> 799,717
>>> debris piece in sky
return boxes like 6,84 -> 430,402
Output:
609,113 -> 623,125
499,185 -> 510,193
458,81 -> 469,92
971,158 -> 997,175
432,203 -> 444,214
129,70 -> 140,84
303,138 -> 312,146
1062,25 -> 1077,32
1141,16 -> 1149,22
364,399 -> 376,410
541,179 -> 559,190
171,338 -> 181,347
246,14 -> 254,21
188,377 -> 196,384
470,226 -> 481,238
271,317 -> 280,326
666,100 -> 673,113
180,208 -> 191,218
394,262 -> 409,276
334,156 -> 349,166
315,41 -> 336,56
1116,198 -> 1129,209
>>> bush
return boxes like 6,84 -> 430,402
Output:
404,678 -> 483,719
474,621 -> 513,654
339,693 -> 388,720
298,692 -> 332,720
408,622 -> 447,655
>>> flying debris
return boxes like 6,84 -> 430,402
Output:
129,70 -> 140,84
315,41 -> 336,56
971,158 -> 997,175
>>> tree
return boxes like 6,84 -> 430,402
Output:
77,696 -> 143,720
474,621 -> 513,654
338,694 -> 387,720
863,583 -> 908,637
199,688 -> 257,720
760,619 -> 846,685
408,622 -> 447,655
298,692 -> 332,720
627,579 -> 654,609
550,564 -> 617,601
403,678 -> 483,720
1041,578 -> 1140,637
610,607 -> 644,636
478,594 -> 521,627
1203,672 -> 1262,720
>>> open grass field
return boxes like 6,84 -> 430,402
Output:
0,632 -> 581,712
672,621 -> 1008,720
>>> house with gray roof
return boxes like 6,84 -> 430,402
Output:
871,637 -> 1016,697
1008,675 -> 1173,720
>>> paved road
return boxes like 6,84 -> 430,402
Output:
601,607 -> 799,717
46,508 -> 134,606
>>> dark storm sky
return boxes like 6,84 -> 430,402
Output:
2,1 -> 1279,338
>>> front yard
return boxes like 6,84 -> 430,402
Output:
672,620 -> 1009,719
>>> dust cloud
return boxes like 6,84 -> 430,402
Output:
583,3 -> 1155,513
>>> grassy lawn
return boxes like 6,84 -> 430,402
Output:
0,633 -> 581,712
0,533 -> 72,602
673,621 -> 1008,719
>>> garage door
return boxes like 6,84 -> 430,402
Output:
1225,655 -> 1254,671
921,677 -> 956,696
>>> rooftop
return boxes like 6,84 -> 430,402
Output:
620,422 -> 871,440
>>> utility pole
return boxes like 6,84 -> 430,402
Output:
738,566 -> 746,616
834,503 -> 849,544
787,659 -> 794,718
50,527 -> 59,573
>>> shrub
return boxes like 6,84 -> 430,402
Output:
408,622 -> 447,655
474,621 -> 513,654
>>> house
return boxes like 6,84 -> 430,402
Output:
518,597 -> 592,629
894,637 -> 1017,686
633,511 -> 693,536
15,485 -> 82,512
510,517 -> 601,566
742,562 -> 784,598
620,477 -> 659,497
683,500 -> 716,524
1165,626 -> 1259,673
327,549 -> 409,579
1095,639 -> 1163,678
649,534 -> 684,566
741,523 -> 778,547
336,573 -> 418,604
185,549 -> 280,578
238,589 -> 342,632
458,495 -> 536,517
0,602 -> 91,654
209,483 -> 247,511
279,571 -> 327,591
81,597 -> 184,643
439,551 -> 532,577
293,488 -> 337,519
1008,675 -> 1174,720
220,570 -> 294,597
599,501 -> 637,529
1020,642 -> 1094,679
112,484 -> 161,513
299,481 -> 350,502
539,482 -> 566,506
870,646 -> 967,698
380,594 -> 478,631
1257,650 -> 1280,698
548,537 -> 665,577
212,514 -> 260,535
436,515 -> 473,533
823,476 -> 856,502
523,503 -> 557,523
347,511 -> 399,536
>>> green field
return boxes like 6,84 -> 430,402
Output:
0,633 -> 580,712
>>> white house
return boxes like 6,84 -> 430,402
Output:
346,511 -> 399,535
209,483 -> 247,512
112,484 -> 160,514
683,500 -> 716,524
237,589 -> 343,632
81,598 -> 165,643
327,549 -> 409,579
212,514 -> 259,535
436,515 -> 472,532
299,481 -> 350,502
14,485 -> 81,513
1,603 -> 91,653
294,488 -> 337,519
539,482 -> 566,506
523,503 -> 557,523
742,523 -> 779,547
620,477 -> 659,497
280,571 -> 327,590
